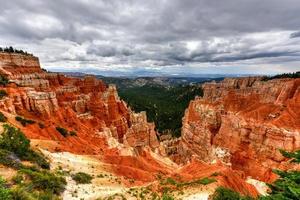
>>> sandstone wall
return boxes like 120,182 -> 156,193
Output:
179,77 -> 300,181
0,52 -> 42,76
0,53 -> 160,151
123,112 -> 159,149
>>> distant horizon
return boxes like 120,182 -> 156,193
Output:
2,1 -> 300,75
50,67 -> 297,77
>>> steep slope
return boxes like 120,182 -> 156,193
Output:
0,52 -> 259,199
179,77 -> 300,182
0,52 -> 159,154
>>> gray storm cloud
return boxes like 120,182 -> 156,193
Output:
0,0 -> 300,75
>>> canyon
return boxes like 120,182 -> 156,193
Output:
0,52 -> 299,199
179,77 -> 300,182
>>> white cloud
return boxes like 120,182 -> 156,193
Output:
1,0 -> 300,75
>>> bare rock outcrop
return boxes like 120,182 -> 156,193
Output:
0,52 -> 42,76
123,111 -> 159,149
0,52 -> 160,152
179,77 -> 300,181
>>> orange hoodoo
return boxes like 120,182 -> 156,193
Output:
179,77 -> 300,182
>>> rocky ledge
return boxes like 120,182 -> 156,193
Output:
0,52 -> 160,152
179,77 -> 300,181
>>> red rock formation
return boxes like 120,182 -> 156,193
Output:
123,112 -> 159,149
0,52 -> 159,152
0,53 -> 260,196
180,77 -> 300,182
0,52 -> 42,76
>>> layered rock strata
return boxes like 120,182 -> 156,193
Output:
180,77 -> 300,181
0,52 -> 159,151
0,53 -> 261,196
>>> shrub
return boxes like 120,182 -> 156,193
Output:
70,131 -> 77,136
15,116 -> 35,126
0,112 -> 7,122
11,187 -> 30,200
212,187 -> 243,200
165,177 -> 177,185
0,75 -> 8,86
0,176 -> 12,200
0,149 -> 23,169
72,172 -> 93,184
38,122 -> 45,129
11,183 -> 62,200
175,177 -> 216,187
211,172 -> 221,177
212,187 -> 253,200
24,150 -> 50,169
0,124 -> 30,157
279,149 -> 300,163
0,124 -> 49,169
19,169 -> 66,194
32,190 -> 61,200
162,193 -> 175,200
56,127 -> 68,137
0,90 -> 7,99
12,173 -> 24,184
194,177 -> 216,185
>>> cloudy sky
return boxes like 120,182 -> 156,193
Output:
1,0 -> 300,76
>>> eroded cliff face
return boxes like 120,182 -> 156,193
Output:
0,52 -> 41,75
0,52 -> 159,153
180,77 -> 300,181
0,53 -> 261,197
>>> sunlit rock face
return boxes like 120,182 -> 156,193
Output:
0,52 -> 159,151
180,77 -> 300,181
0,53 -> 266,196
123,111 -> 160,149
0,52 -> 42,75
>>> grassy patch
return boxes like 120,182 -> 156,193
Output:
212,187 -> 253,200
0,176 -> 12,200
103,193 -> 127,200
18,168 -> 66,194
0,149 -> 23,169
72,172 -> 93,184
161,176 -> 216,188
24,150 -> 50,169
162,193 -> 175,200
193,177 -> 217,185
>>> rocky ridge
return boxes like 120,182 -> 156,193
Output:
0,52 -> 262,199
0,52 -> 159,152
179,77 -> 300,181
